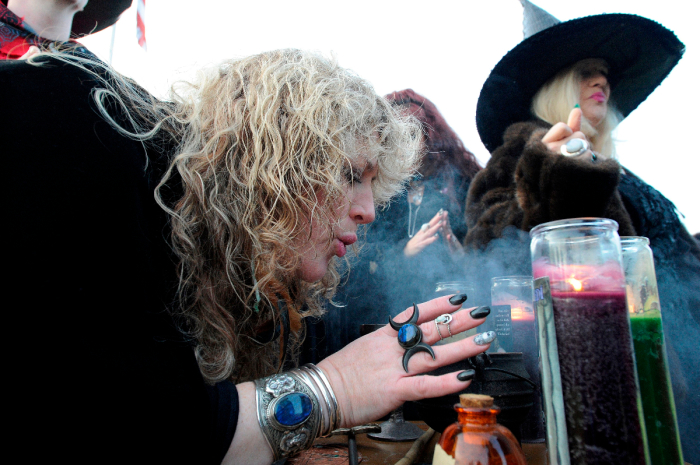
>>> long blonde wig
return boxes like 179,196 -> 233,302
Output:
33,49 -> 421,383
531,59 -> 621,156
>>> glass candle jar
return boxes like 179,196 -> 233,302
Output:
491,276 -> 543,443
530,218 -> 646,465
620,236 -> 684,465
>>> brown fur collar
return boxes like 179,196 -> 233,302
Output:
465,121 -> 635,249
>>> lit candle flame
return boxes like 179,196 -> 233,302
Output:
511,307 -> 524,320
567,278 -> 583,291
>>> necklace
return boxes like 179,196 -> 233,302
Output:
407,182 -> 425,238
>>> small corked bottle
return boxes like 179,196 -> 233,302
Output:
432,394 -> 526,465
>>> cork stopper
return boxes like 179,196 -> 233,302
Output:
459,394 -> 494,408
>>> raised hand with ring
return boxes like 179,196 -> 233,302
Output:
317,294 -> 494,429
404,209 -> 446,257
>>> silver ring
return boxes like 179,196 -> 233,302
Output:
420,223 -> 429,232
561,138 -> 589,157
435,314 -> 453,339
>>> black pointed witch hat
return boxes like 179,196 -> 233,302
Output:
476,0 -> 685,152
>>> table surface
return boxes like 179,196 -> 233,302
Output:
301,422 -> 547,465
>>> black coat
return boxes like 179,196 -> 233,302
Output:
2,58 -> 237,464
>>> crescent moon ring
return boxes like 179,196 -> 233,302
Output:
402,343 -> 436,372
389,303 -> 421,331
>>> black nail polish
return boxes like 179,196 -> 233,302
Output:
470,306 -> 491,319
449,293 -> 468,305
457,369 -> 476,382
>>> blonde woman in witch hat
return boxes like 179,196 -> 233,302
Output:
465,1 -> 699,462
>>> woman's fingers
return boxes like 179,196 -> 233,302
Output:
542,110 -> 591,156
567,107 -> 583,132
404,219 -> 442,256
428,210 -> 444,226
320,297 -> 494,427
541,122 -> 573,143
400,369 -> 476,402
420,306 -> 490,344
400,331 -> 493,374
389,295 -> 472,330
424,220 -> 442,238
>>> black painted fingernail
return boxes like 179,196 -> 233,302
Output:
470,306 -> 491,319
457,369 -> 476,382
449,294 -> 468,306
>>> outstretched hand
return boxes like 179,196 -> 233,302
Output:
318,294 -> 491,428
541,107 -> 591,158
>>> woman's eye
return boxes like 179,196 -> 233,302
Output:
344,168 -> 362,184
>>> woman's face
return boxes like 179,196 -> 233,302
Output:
578,60 -> 611,128
296,156 -> 378,283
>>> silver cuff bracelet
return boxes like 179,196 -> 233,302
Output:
255,371 -> 321,460
255,364 -> 340,460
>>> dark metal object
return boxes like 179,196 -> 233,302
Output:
389,303 -> 421,330
389,303 -> 435,372
332,425 -> 381,465
367,405 -> 424,442
408,352 -> 536,442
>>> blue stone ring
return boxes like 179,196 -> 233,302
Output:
390,303 -> 436,372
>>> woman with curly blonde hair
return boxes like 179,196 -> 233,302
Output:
3,49 -> 492,464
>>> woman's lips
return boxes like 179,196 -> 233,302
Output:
334,234 -> 357,258
334,239 -> 347,258
590,92 -> 606,103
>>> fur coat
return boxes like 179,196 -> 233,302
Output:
465,121 -> 635,248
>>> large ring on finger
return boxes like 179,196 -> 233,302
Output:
420,223 -> 429,232
560,138 -> 589,157
435,314 -> 453,340
390,303 -> 436,373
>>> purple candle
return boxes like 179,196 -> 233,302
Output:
531,218 -> 647,465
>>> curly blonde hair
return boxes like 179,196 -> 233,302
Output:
531,58 -> 621,157
40,49 -> 421,382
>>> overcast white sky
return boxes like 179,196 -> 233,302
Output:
81,0 -> 699,233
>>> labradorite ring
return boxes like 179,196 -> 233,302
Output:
435,313 -> 453,340
390,303 -> 436,372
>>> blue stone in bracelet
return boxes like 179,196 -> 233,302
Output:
398,324 -> 421,349
274,392 -> 313,427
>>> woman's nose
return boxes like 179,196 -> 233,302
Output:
350,188 -> 376,225
588,73 -> 608,88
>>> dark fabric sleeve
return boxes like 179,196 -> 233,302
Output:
207,381 -> 240,461
465,121 -> 635,249
2,58 -> 234,464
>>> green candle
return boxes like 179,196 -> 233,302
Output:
630,311 -> 684,465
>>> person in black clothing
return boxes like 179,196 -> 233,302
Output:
3,50 -> 493,464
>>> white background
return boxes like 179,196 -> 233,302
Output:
81,0 -> 700,234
